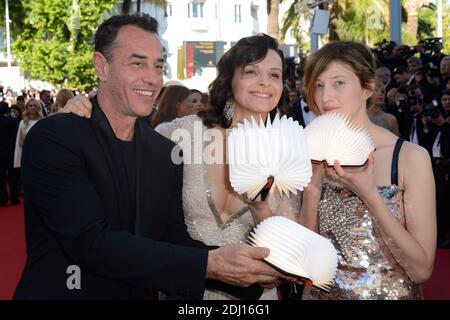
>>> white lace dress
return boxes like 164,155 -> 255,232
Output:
155,115 -> 301,300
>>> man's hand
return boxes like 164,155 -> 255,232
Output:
60,94 -> 93,119
206,243 -> 294,288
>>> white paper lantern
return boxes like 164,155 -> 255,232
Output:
228,114 -> 312,200
305,112 -> 375,167
248,216 -> 338,292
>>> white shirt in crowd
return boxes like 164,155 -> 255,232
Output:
14,119 -> 39,168
301,99 -> 316,127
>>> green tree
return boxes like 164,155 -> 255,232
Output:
334,0 -> 390,46
280,0 -> 448,52
12,0 -> 116,91
443,0 -> 450,55
280,0 -> 312,47
280,0 -> 390,48
417,3 -> 437,39
121,0 -> 167,14
280,0 -> 338,51
0,0 -> 26,53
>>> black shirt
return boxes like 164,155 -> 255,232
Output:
116,137 -> 137,232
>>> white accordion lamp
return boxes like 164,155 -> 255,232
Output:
249,216 -> 338,292
228,114 -> 312,201
305,112 -> 375,167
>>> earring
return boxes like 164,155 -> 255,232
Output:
224,97 -> 233,121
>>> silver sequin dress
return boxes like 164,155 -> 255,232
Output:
302,183 -> 423,300
155,115 -> 301,300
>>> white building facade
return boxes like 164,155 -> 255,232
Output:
129,0 -> 299,91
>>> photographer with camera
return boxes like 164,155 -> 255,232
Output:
431,41 -> 446,70
373,42 -> 410,72
397,85 -> 439,154
416,38 -> 446,67
414,40 -> 432,64
414,39 -> 443,65
391,85 -> 408,124
414,64 -> 442,104
428,89 -> 450,247
393,65 -> 414,87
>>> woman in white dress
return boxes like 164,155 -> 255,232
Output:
14,99 -> 43,168
64,34 -> 301,300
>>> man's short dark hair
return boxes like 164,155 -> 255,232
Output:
0,101 -> 9,115
442,88 -> 450,96
16,95 -> 26,102
393,65 -> 409,75
40,89 -> 50,96
95,13 -> 159,61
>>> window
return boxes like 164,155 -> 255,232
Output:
188,2 -> 204,18
251,6 -> 258,32
164,4 -> 172,17
234,4 -> 241,23
251,6 -> 257,19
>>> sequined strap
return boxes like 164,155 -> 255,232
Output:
391,138 -> 405,186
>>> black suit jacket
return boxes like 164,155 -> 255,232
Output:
286,100 -> 306,128
398,111 -> 438,154
0,115 -> 18,168
14,99 -> 213,299
438,122 -> 450,159
38,100 -> 50,117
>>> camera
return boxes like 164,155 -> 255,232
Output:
399,45 -> 416,57
372,39 -> 396,55
423,100 -> 441,119
417,38 -> 442,52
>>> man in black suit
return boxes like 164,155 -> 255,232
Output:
0,102 -> 20,206
398,85 -> 438,154
14,14 -> 284,300
285,88 -> 315,128
38,90 -> 52,117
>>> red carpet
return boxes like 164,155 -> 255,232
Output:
0,198 -> 26,300
0,199 -> 449,300
422,248 -> 450,300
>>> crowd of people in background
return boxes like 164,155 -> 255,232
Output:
0,83 -> 207,210
0,37 -> 449,249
